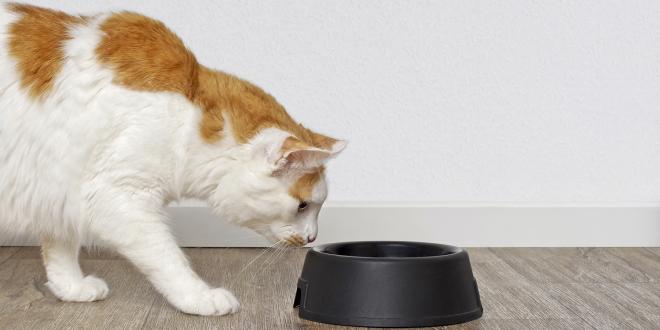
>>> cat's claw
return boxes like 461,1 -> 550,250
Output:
173,287 -> 240,316
47,275 -> 110,302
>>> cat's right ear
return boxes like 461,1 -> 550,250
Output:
269,136 -> 344,175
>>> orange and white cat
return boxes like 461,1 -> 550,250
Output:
0,3 -> 345,316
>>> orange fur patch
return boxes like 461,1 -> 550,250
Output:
96,12 -> 198,99
289,169 -> 324,202
195,66 -> 330,147
7,3 -> 85,99
94,11 -> 337,149
310,133 -> 339,150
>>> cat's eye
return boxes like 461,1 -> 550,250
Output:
298,201 -> 309,212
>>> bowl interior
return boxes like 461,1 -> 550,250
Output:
319,241 -> 458,258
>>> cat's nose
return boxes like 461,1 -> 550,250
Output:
307,234 -> 317,243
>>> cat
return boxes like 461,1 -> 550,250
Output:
0,3 -> 346,316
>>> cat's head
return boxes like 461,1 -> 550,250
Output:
208,127 -> 346,246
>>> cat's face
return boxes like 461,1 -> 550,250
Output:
209,129 -> 345,246
245,170 -> 328,246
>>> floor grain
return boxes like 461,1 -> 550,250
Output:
0,247 -> 658,329
0,247 -> 19,266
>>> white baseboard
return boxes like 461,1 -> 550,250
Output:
4,202 -> 658,247
169,202 -> 660,247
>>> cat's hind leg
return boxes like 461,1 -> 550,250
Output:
41,236 -> 109,302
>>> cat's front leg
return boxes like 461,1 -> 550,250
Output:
88,201 -> 239,316
41,236 -> 109,302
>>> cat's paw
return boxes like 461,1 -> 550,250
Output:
47,275 -> 110,302
171,287 -> 240,316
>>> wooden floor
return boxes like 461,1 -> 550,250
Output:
1,247 -> 659,329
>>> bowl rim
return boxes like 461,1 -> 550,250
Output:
311,240 -> 464,261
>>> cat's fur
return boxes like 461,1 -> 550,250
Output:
0,3 -> 345,315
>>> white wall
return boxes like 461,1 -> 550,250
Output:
27,0 -> 660,203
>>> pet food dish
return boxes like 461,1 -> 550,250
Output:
294,241 -> 483,327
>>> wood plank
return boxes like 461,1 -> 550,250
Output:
142,247 -> 309,329
478,283 -> 578,320
0,257 -> 58,329
0,247 -> 19,266
468,248 -> 583,323
646,247 -> 660,257
603,248 -> 660,282
443,319 -> 594,329
491,248 -> 649,283
607,282 -> 660,325
0,249 -> 155,330
7,246 -> 41,259
547,282 -> 660,329
466,248 -> 531,286
47,259 -> 156,329
0,246 -> 658,329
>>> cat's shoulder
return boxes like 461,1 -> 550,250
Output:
3,2 -> 87,98
96,10 -> 199,98
3,2 -> 198,100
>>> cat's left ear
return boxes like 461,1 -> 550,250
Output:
271,136 -> 347,174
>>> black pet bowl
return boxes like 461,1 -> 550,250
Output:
293,241 -> 482,328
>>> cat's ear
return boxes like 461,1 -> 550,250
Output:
310,132 -> 348,154
271,136 -> 347,175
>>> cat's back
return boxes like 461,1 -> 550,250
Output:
0,3 -> 195,234
0,3 -> 110,145
0,3 -> 108,233
0,2 -> 198,133
0,3 -> 87,97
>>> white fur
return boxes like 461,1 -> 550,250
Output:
0,6 -> 343,315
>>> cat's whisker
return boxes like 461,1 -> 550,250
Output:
262,245 -> 285,270
249,243 -> 283,282
249,242 -> 289,283
256,242 -> 291,280
231,240 -> 283,284
266,244 -> 289,270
